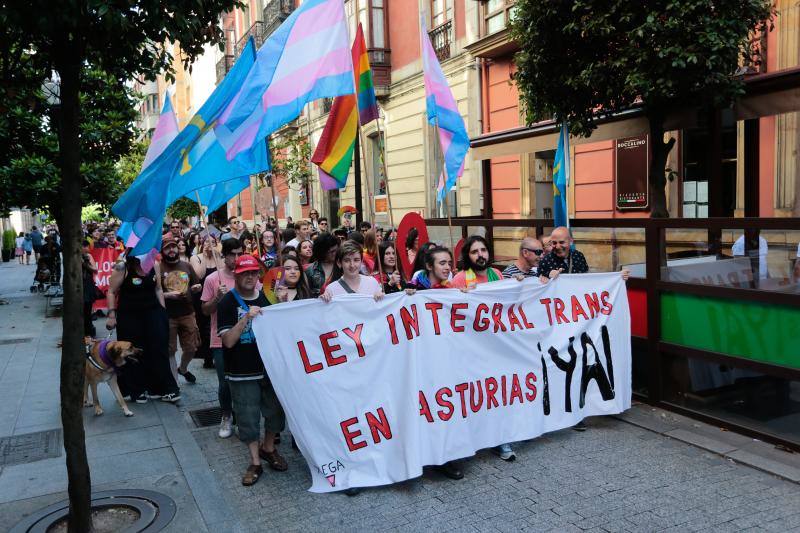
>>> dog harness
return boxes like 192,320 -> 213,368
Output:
87,340 -> 116,373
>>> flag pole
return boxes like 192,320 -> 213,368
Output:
373,112 -> 395,230
249,175 -> 262,258
434,117 -> 455,250
357,124 -> 376,229
195,190 -> 225,273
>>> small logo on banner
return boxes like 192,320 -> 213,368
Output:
317,459 -> 345,488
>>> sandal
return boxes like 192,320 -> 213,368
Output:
242,464 -> 263,486
259,448 -> 288,471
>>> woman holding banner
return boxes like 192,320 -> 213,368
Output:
409,246 -> 453,290
320,241 -> 383,302
378,242 -> 407,294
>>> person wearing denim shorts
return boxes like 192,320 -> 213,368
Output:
218,255 -> 287,486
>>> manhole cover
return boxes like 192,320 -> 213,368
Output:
0,337 -> 33,346
0,429 -> 62,467
189,407 -> 222,428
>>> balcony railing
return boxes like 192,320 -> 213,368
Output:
263,0 -> 295,37
428,20 -> 453,62
216,54 -> 235,84
234,21 -> 268,58
368,48 -> 392,91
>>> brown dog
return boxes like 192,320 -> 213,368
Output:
84,339 -> 141,417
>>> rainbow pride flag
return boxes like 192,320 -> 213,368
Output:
312,24 -> 378,190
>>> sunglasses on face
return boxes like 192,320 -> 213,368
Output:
523,248 -> 544,256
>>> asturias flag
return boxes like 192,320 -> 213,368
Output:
553,123 -> 570,228
113,39 -> 268,257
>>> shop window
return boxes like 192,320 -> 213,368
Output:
681,111 -> 737,218
661,351 -> 800,446
529,150 -> 555,219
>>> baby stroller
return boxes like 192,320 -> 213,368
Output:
30,258 -> 58,293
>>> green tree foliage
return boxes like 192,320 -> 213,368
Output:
117,141 -> 149,190
2,2 -> 239,529
0,66 -> 139,218
168,197 -> 201,221
510,0 -> 774,217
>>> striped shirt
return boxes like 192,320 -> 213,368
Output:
502,263 -> 537,279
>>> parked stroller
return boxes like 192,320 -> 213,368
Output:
30,257 -> 60,294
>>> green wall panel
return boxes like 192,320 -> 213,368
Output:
661,292 -> 800,370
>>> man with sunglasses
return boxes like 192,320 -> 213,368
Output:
222,216 -> 244,242
503,237 -> 544,279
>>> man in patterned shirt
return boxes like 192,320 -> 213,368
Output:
502,237 -> 544,279
537,226 -> 589,280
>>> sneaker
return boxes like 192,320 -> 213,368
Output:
178,369 -> 197,383
160,392 -> 181,403
572,420 -> 587,432
218,416 -> 233,439
496,443 -> 516,461
134,393 -> 148,404
146,393 -> 162,400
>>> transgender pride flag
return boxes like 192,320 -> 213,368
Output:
420,15 -> 469,201
216,0 -> 355,160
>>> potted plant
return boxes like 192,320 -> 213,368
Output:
2,230 -> 16,262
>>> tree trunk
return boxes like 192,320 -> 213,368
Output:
54,52 -> 93,532
647,112 -> 676,219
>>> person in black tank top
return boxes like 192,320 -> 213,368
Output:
106,255 -> 180,403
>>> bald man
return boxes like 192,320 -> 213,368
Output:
538,226 -> 588,281
503,237 -> 544,279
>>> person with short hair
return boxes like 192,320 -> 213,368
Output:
537,226 -> 589,280
160,236 -> 202,384
286,220 -> 311,248
503,237 -> 543,279
219,255 -> 287,486
221,216 -> 244,241
317,217 -> 329,233
201,239 -> 248,439
333,227 -> 348,243
30,226 -> 44,261
359,221 -> 372,234
320,241 -> 383,301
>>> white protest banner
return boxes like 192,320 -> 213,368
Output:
253,273 -> 631,492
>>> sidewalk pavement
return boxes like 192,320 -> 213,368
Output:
0,259 -> 799,532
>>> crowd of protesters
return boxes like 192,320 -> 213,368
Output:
64,210 -> 630,491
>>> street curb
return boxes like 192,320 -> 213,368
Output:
155,401 -> 243,531
614,405 -> 800,485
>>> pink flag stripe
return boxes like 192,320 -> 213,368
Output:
285,0 -> 345,46
263,50 -> 352,108
151,112 -> 178,142
271,24 -> 350,81
224,116 -> 261,161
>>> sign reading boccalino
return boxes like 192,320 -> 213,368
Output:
253,274 -> 631,492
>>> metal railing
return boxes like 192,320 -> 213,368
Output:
215,54 -> 235,84
263,0 -> 294,37
428,20 -> 453,62
234,21 -> 268,58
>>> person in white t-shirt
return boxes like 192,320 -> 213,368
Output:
286,219 -> 311,249
320,240 -> 383,301
731,232 -> 768,280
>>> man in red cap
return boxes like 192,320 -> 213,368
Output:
218,255 -> 287,486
